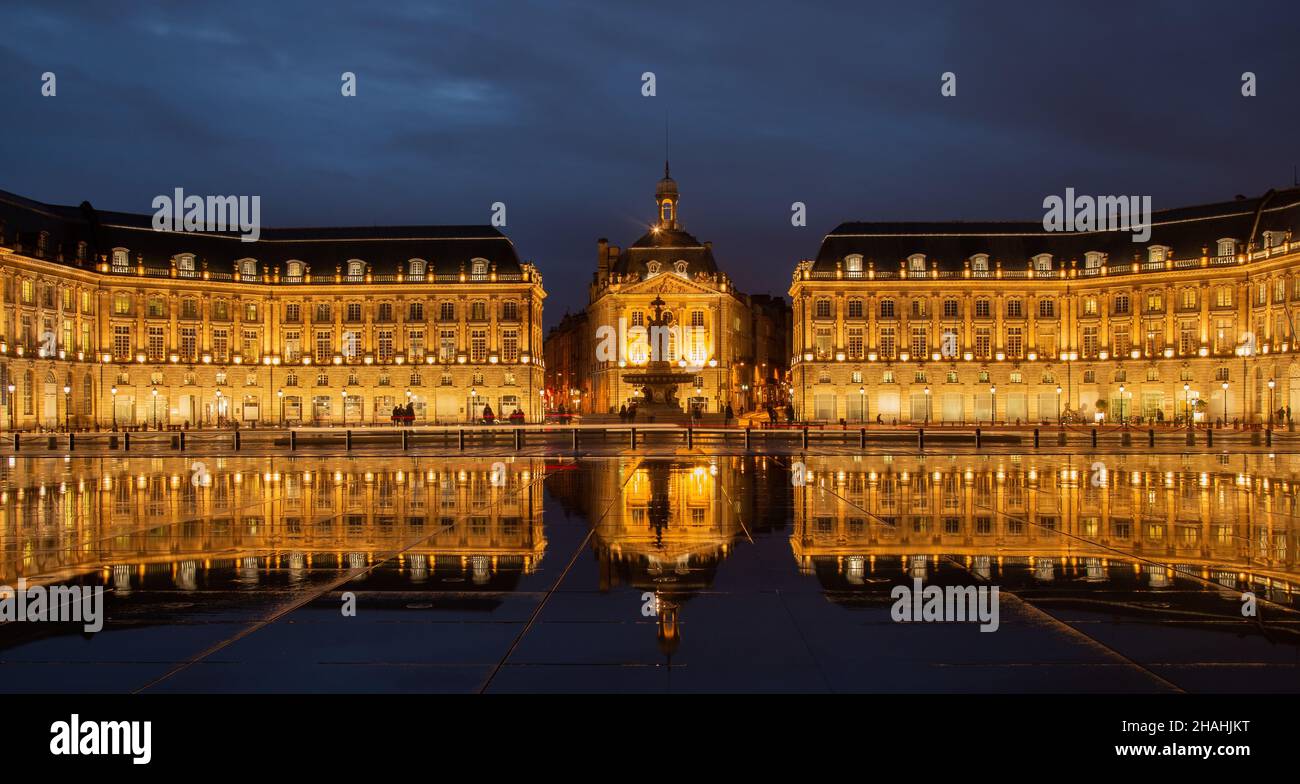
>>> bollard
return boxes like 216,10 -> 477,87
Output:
402,429 -> 409,450
802,427 -> 810,450
1267,428 -> 1273,447
1186,430 -> 1195,446
859,427 -> 865,449
290,430 -> 297,450
1120,431 -> 1131,446
12,433 -> 18,451
123,432 -> 130,451
1090,429 -> 1097,448
68,433 -> 76,451
1207,428 -> 1213,447
458,429 -> 466,451
47,435 -> 56,450
514,428 -> 522,450
179,431 -> 186,450
1033,428 -> 1039,448
630,427 -> 637,449
345,430 -> 353,450
918,428 -> 925,450
687,427 -> 694,449
975,428 -> 981,449
1148,429 -> 1155,448
171,435 -> 179,450
233,431 -> 241,450
109,434 -> 118,449
747,426 -> 754,450
571,428 -> 579,451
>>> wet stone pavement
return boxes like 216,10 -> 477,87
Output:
1,449 -> 1297,693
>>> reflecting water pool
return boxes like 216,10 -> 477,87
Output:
1,451 -> 1298,693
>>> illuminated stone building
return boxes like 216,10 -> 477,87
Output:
542,310 -> 590,413
790,189 -> 1300,425
0,189 -> 545,429
581,165 -> 767,417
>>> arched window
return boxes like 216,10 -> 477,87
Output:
408,259 -> 427,278
1147,245 -> 1169,264
177,253 -> 197,277
907,254 -> 927,273
1084,251 -> 1104,270
347,259 -> 365,278
845,254 -> 864,276
470,258 -> 489,278
285,260 -> 304,278
970,254 -> 989,274
1217,238 -> 1237,257
111,248 -> 130,271
239,259 -> 258,278
1033,254 -> 1053,272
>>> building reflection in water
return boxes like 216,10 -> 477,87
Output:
0,457 -> 546,592
582,458 -> 749,658
792,454 -> 1300,616
2,452 -> 1299,654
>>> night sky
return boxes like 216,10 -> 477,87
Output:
2,0 -> 1298,326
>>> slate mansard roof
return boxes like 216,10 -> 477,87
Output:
610,226 -> 720,278
813,188 -> 1300,273
0,188 -> 525,276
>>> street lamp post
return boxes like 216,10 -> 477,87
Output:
341,389 -> 348,427
1184,383 -> 1191,430
989,385 -> 996,426
63,384 -> 71,431
151,387 -> 158,429
1118,384 -> 1126,426
110,386 -> 117,430
1268,378 -> 1276,429
1222,381 -> 1229,426
858,386 -> 865,423
214,389 -> 223,428
7,383 -> 16,432
99,353 -> 111,431
923,386 -> 930,425
1055,385 -> 1062,426
277,388 -> 284,427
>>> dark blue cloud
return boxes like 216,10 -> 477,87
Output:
1,0 -> 1297,323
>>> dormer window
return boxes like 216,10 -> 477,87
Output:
177,253 -> 197,277
76,241 -> 87,263
239,259 -> 258,278
1148,245 -> 1169,264
1084,251 -> 1104,269
1032,253 -> 1053,272
285,260 -> 304,278
346,259 -> 365,278
907,254 -> 927,273
408,259 -> 427,278
1217,238 -> 1236,257
470,258 -> 489,278
1263,231 -> 1287,249
674,260 -> 689,276
970,254 -> 989,274
37,231 -> 48,257
646,260 -> 661,276
845,254 -> 864,277
111,248 -> 130,271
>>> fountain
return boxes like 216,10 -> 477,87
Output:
621,295 -> 697,417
